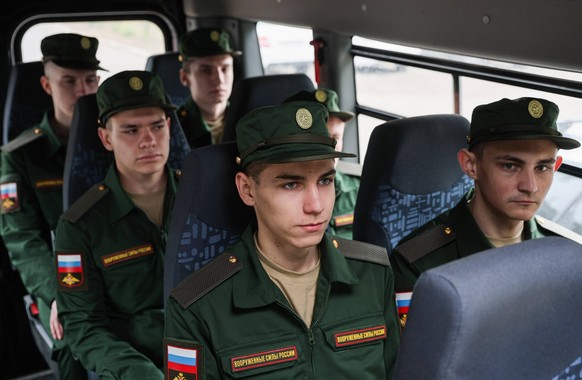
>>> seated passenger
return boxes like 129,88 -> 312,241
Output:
164,101 -> 400,379
284,88 -> 359,239
177,28 -> 242,148
391,97 -> 582,328
0,32 -> 104,380
54,71 -> 179,379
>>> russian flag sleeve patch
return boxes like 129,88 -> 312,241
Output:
164,339 -> 204,380
396,291 -> 413,328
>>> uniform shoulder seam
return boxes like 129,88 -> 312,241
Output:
170,252 -> 242,309
395,224 -> 456,264
62,184 -> 109,223
334,237 -> 390,266
1,128 -> 44,153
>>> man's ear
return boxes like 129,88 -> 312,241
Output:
458,148 -> 478,180
97,126 -> 114,152
40,75 -> 51,95
555,155 -> 563,172
235,172 -> 256,207
178,68 -> 189,87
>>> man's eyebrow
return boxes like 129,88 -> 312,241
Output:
274,168 -> 336,181
495,154 -> 556,165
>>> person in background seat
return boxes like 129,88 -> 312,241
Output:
177,27 -> 242,148
164,101 -> 400,379
55,71 -> 180,379
284,88 -> 360,239
0,32 -> 105,379
391,97 -> 582,329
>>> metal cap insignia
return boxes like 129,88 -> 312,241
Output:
129,76 -> 143,91
528,100 -> 543,119
295,108 -> 313,129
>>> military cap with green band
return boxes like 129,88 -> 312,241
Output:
179,28 -> 242,61
41,33 -> 106,71
97,70 -> 176,125
468,97 -> 580,150
284,88 -> 355,122
236,101 -> 356,168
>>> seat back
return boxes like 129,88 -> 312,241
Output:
222,73 -> 315,142
3,61 -> 52,143
353,114 -> 473,254
63,93 -> 191,209
145,52 -> 189,106
393,236 -> 582,380
164,142 -> 254,302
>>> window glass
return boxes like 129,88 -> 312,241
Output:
539,171 -> 582,234
256,22 -> 315,84
22,20 -> 165,80
357,114 -> 386,160
354,56 -> 454,118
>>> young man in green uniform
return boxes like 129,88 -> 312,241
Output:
164,101 -> 400,379
177,28 -> 241,148
391,97 -> 582,328
0,33 -> 104,379
54,70 -> 179,379
284,88 -> 360,239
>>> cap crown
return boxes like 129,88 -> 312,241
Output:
41,33 -> 104,70
179,28 -> 241,60
284,88 -> 354,121
97,70 -> 175,124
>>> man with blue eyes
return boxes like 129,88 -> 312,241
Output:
177,28 -> 242,149
54,71 -> 180,379
164,101 -> 401,379
391,97 -> 582,329
0,32 -> 104,380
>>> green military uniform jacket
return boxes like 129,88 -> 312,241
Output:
164,225 -> 400,380
177,97 -> 213,149
328,170 -> 360,239
0,111 -> 65,321
55,164 -> 179,379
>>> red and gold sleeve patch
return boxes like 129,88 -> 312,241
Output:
230,346 -> 298,373
334,325 -> 387,348
56,252 -> 87,291
1,181 -> 20,213
101,244 -> 154,268
164,339 -> 203,380
333,213 -> 354,227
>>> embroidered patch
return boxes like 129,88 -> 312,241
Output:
101,244 -> 154,267
231,346 -> 298,373
335,325 -> 387,348
0,182 -> 19,213
396,291 -> 413,328
164,339 -> 203,380
34,178 -> 64,190
57,253 -> 85,290
333,213 -> 354,227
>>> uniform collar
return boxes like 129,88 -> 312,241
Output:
232,226 -> 359,309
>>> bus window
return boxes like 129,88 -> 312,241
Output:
21,20 -> 166,80
256,21 -> 316,84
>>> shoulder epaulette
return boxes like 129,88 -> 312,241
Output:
535,216 -> 582,245
170,251 -> 242,309
395,224 -> 456,264
333,237 -> 390,266
62,184 -> 109,223
1,128 -> 44,153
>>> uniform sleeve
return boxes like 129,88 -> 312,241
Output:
0,150 -> 56,306
384,264 -> 402,379
55,218 -> 163,380
165,297 -> 221,379
390,251 -> 421,292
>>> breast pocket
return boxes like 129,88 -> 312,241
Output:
218,335 -> 305,379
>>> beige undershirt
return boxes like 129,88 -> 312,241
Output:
206,113 -> 226,144
128,186 -> 166,228
486,224 -> 524,248
254,234 -> 321,327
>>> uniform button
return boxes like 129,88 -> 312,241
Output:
228,255 -> 238,264
332,239 -> 339,248
175,169 -> 182,177
444,227 -> 452,235
34,128 -> 42,134
98,185 -> 107,191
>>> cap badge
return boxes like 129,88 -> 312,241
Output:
295,108 -> 313,129
315,89 -> 327,103
210,30 -> 220,42
528,100 -> 543,119
129,76 -> 144,91
80,37 -> 91,50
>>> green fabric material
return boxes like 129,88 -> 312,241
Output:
391,191 -> 562,292
328,170 -> 360,240
179,28 -> 242,59
41,33 -> 105,70
283,88 -> 354,121
177,97 -> 213,149
165,225 -> 400,379
55,164 -> 178,379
